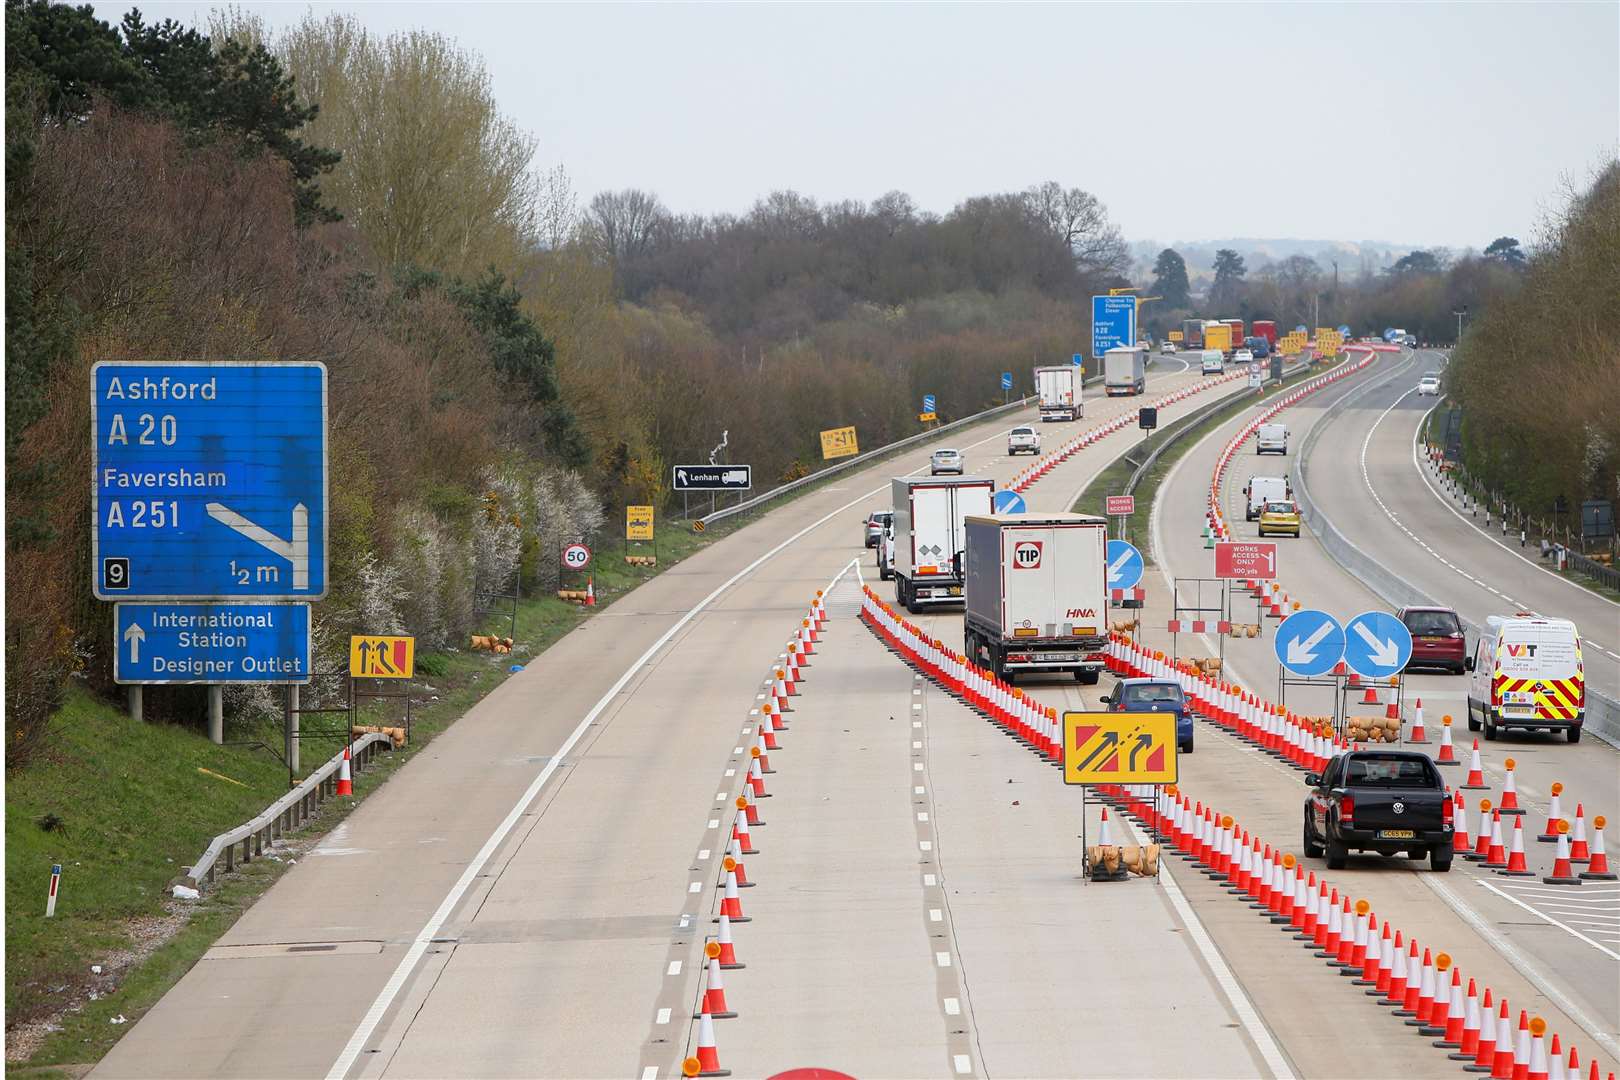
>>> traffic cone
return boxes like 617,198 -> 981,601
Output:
717,869 -> 750,922
758,720 -> 778,752
1543,822 -> 1582,885
1569,805 -> 1591,862
1539,784 -> 1566,842
1395,940 -> 1423,1014
1097,806 -> 1113,847
1455,790 -> 1473,855
1546,1037 -> 1562,1080
1581,815 -> 1615,880
336,744 -> 353,797
753,734 -> 773,775
1362,685 -> 1380,705
1447,977 -> 1482,1057
737,794 -> 763,828
1473,800 -> 1495,860
585,577 -> 596,606
715,914 -> 743,969
1489,1001 -> 1515,1078
1508,1011 -> 1530,1080
1406,948 -> 1438,1026
722,848 -> 752,889
1355,912 -> 1380,983
1500,816 -> 1535,876
1485,811 -> 1509,868
684,1011 -> 730,1077
1499,758 -> 1524,815
731,807 -> 756,855
764,701 -> 785,733
1462,740 -> 1490,789
697,953 -> 736,1019
1527,1018 -> 1550,1080
1437,716 -> 1459,764
1410,698 -> 1429,743
1473,993 -> 1501,1072
746,757 -> 768,799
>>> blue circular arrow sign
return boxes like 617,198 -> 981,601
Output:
993,489 -> 1026,514
1274,609 -> 1346,677
1105,539 -> 1144,591
1343,610 -> 1414,679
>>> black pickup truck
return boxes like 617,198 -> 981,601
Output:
1302,750 -> 1453,872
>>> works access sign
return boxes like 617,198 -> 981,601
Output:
1214,540 -> 1277,580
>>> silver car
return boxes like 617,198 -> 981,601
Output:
1007,427 -> 1041,456
930,448 -> 965,475
1417,373 -> 1442,396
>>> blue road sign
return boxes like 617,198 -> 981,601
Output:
1001,372 -> 1013,391
114,602 -> 311,684
993,490 -> 1027,514
1343,610 -> 1413,679
1105,540 -> 1144,591
1274,609 -> 1345,677
92,362 -> 328,600
923,394 -> 936,413
1091,295 -> 1137,358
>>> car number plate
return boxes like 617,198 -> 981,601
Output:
1379,829 -> 1415,840
1039,653 -> 1070,662
948,587 -> 962,596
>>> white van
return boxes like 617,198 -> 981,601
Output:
1243,475 -> 1291,520
1466,615 -> 1585,741
1257,423 -> 1288,455
1200,350 -> 1225,375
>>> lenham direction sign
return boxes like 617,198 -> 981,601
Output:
672,465 -> 753,491
92,362 -> 329,600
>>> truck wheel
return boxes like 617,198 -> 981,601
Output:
1076,668 -> 1101,685
1325,838 -> 1348,870
1431,848 -> 1453,872
1302,817 -> 1324,859
1567,726 -> 1582,743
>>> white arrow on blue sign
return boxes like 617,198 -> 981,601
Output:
1274,608 -> 1346,677
1091,295 -> 1137,359
992,490 -> 1026,514
922,394 -> 936,413
114,602 -> 311,684
1072,353 -> 1084,367
1001,372 -> 1013,391
1343,610 -> 1413,678
1105,540 -> 1144,591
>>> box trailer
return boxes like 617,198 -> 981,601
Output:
1251,320 -> 1278,348
1034,365 -> 1081,422
891,477 -> 996,612
1182,319 -> 1205,349
963,513 -> 1110,683
1103,346 -> 1147,396
1203,323 -> 1233,353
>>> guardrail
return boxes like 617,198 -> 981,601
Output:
1292,360 -> 1620,747
181,733 -> 394,890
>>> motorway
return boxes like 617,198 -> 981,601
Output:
95,359 -> 1298,1080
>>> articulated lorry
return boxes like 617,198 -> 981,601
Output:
1034,365 -> 1081,422
963,513 -> 1110,683
1103,346 -> 1147,396
1182,319 -> 1205,349
891,476 -> 995,612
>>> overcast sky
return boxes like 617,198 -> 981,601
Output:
103,2 -> 1619,249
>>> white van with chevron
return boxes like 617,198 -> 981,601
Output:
1465,614 -> 1585,742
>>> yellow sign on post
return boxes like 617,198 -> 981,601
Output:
819,426 -> 860,460
349,635 -> 415,679
1315,329 -> 1343,356
1279,331 -> 1307,356
1063,711 -> 1178,784
917,411 -> 938,423
626,505 -> 655,540
1168,330 -> 1184,342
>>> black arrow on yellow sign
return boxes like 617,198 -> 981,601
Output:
1074,730 -> 1120,772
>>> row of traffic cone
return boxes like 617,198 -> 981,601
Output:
856,589 -> 1615,1080
687,589 -> 831,1078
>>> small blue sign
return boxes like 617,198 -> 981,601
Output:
1105,540 -> 1144,591
114,602 -> 311,684
92,362 -> 328,600
992,490 -> 1026,514
1072,353 -> 1084,367
1275,609 -> 1345,677
1001,372 -> 1013,391
1343,610 -> 1414,679
922,394 -> 936,413
1295,325 -> 1308,333
1092,295 -> 1137,359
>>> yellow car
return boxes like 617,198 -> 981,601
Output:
1257,500 -> 1301,538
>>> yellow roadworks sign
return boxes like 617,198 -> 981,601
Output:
1063,711 -> 1178,784
1168,331 -> 1184,342
349,634 -> 415,679
819,425 -> 860,460
626,505 -> 655,540
918,411 -> 938,423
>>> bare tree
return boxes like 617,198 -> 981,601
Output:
1023,181 -> 1130,277
583,188 -> 669,266
536,163 -> 579,249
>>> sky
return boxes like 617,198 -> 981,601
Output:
101,1 -> 1619,250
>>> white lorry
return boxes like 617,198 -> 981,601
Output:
1466,614 -> 1586,741
1243,475 -> 1292,520
1103,346 -> 1147,396
962,513 -> 1110,684
891,476 -> 995,612
1034,365 -> 1081,422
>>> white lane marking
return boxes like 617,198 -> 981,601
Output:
687,882 -> 702,894
953,1053 -> 972,1074
929,908 -> 943,921
655,1008 -> 671,1025
935,951 -> 952,968
917,811 -> 929,821
1420,875 -> 1620,1058
1114,811 -> 1296,1080
641,1067 -> 659,1080
915,785 -> 926,794
706,819 -> 718,829
666,961 -> 682,976
944,996 -> 961,1015
324,552 -> 861,1079
697,849 -> 710,860
923,873 -> 938,886
920,840 -> 933,851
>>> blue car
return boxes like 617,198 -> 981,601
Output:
1102,678 -> 1194,753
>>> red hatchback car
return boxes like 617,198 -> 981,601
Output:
1398,606 -> 1467,673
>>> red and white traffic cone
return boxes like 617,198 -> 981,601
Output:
1410,698 -> 1429,743
1455,790 -> 1473,855
698,953 -> 736,1019
1444,976 -> 1479,1055
717,869 -> 749,923
1436,716 -> 1459,764
1395,940 -> 1423,1014
1500,815 -> 1535,876
1423,960 -> 1459,1036
723,843 -> 752,888
1483,810 -> 1508,867
1543,822 -> 1582,885
1527,1017 -> 1551,1080
745,757 -> 767,800
1539,784 -> 1566,842
1569,804 -> 1591,862
1489,1001 -> 1516,1079
763,701 -> 785,733
1477,994 -> 1505,1073
715,914 -> 744,970
585,577 -> 596,606
1097,806 -> 1113,847
1472,800 -> 1495,860
1462,740 -> 1490,789
731,808 -> 757,855
753,734 -> 773,775
336,744 -> 353,797
1581,815 -> 1615,880
685,1011 -> 730,1077
1407,948 -> 1438,1026
757,720 -> 778,752
737,794 -> 763,828
1510,1010 -> 1533,1080
1499,758 -> 1525,815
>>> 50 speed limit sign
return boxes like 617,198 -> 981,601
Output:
561,543 -> 592,571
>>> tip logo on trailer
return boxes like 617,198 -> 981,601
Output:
1012,541 -> 1043,569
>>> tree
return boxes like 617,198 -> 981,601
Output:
1022,181 -> 1129,279
276,13 -> 539,273
1388,249 -> 1444,276
1150,249 -> 1191,309
583,188 -> 670,270
1483,236 -> 1527,269
1209,248 -> 1247,311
